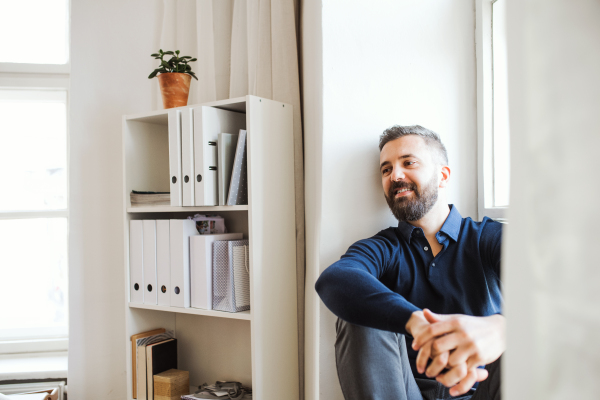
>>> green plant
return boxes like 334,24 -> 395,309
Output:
148,49 -> 198,80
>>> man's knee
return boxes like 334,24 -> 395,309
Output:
335,318 -> 405,357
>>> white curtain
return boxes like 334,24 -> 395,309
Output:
158,1 -> 305,397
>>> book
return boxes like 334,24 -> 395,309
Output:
217,132 -> 239,205
226,130 -> 248,205
131,328 -> 166,399
136,331 -> 175,400
146,339 -> 178,400
131,190 -> 171,206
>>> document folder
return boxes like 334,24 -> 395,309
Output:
181,108 -> 195,206
129,220 -> 144,304
156,220 -> 171,307
169,219 -> 198,307
168,109 -> 183,206
142,220 -> 157,305
193,106 -> 246,206
190,233 -> 243,310
213,239 -> 250,312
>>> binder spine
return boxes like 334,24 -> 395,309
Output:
142,220 -> 158,305
181,108 -> 195,206
168,109 -> 183,206
156,220 -> 171,307
129,220 -> 144,304
193,107 -> 206,206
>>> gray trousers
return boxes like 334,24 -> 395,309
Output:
335,318 -> 501,400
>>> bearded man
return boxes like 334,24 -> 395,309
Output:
315,125 -> 504,400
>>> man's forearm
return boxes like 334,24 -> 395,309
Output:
315,262 -> 419,334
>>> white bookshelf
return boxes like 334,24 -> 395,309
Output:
122,95 -> 299,400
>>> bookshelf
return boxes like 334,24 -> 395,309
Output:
122,96 -> 299,400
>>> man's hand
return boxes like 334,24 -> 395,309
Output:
412,309 -> 506,396
406,310 -> 489,396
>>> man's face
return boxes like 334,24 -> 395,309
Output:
379,135 -> 441,222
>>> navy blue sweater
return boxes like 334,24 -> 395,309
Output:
315,205 -> 503,379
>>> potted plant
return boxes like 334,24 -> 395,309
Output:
149,49 -> 198,109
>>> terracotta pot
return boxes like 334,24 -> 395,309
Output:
157,73 -> 192,109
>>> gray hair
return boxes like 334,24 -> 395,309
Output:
379,125 -> 448,166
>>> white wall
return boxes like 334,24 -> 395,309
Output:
504,1 -> 600,398
69,1 -> 162,398
302,1 -> 478,399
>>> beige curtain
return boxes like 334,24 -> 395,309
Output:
159,1 -> 305,398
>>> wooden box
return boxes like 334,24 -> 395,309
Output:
154,369 -> 189,400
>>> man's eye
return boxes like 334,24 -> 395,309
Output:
405,161 -> 416,166
382,168 -> 391,175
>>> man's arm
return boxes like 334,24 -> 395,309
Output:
410,222 -> 505,396
315,232 -> 420,334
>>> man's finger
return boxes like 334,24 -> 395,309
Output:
422,309 -> 444,324
425,351 -> 449,378
431,332 -> 464,354
411,325 -> 438,350
448,368 -> 478,397
436,363 -> 468,387
475,368 -> 489,382
465,354 -> 485,371
416,341 -> 432,374
447,343 -> 475,367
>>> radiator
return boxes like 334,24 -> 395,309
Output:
0,381 -> 66,400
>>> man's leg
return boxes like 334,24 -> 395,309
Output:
469,357 -> 501,400
334,318 -> 424,400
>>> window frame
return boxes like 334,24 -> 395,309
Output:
476,0 -> 508,221
0,59 -> 70,356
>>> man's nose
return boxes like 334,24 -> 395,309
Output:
391,168 -> 405,181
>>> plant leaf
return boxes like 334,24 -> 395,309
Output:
164,51 -> 174,55
151,53 -> 160,57
148,70 -> 159,79
176,50 -> 180,55
189,58 -> 197,62
159,49 -> 163,53
161,60 -> 170,69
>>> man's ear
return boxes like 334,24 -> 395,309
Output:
439,165 -> 451,188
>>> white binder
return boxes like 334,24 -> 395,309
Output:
193,107 -> 246,206
129,220 -> 144,304
169,219 -> 198,307
156,220 -> 171,306
217,132 -> 239,205
181,108 -> 195,206
168,109 -> 183,206
142,220 -> 157,305
190,233 -> 243,310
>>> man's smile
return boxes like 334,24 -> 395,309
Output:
394,188 -> 413,198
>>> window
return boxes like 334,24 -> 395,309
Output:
0,0 -> 70,355
476,0 -> 510,220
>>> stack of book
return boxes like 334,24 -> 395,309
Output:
130,191 -> 170,206
131,329 -> 180,400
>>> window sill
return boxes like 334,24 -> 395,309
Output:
0,352 -> 67,381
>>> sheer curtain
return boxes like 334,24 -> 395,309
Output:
158,1 -> 305,397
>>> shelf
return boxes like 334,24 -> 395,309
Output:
124,96 -> 247,125
129,303 -> 251,321
127,205 -> 248,213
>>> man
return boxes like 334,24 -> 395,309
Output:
315,125 -> 504,400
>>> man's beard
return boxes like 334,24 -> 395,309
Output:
385,173 -> 439,222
